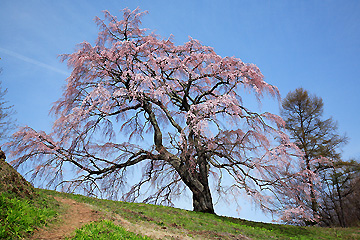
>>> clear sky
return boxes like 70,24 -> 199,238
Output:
1,0 -> 359,223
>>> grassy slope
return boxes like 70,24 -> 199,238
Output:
70,220 -> 153,240
0,158 -> 60,239
2,158 -> 359,239
41,189 -> 360,240
0,190 -> 60,239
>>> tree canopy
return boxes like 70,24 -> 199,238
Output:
281,88 -> 347,163
8,8 -> 314,222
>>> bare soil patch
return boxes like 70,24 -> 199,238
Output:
110,214 -> 192,240
30,196 -> 103,239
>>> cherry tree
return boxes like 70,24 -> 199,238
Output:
8,8 -> 315,221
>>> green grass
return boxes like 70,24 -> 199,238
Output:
42,189 -> 360,239
68,220 -> 152,240
0,190 -> 59,239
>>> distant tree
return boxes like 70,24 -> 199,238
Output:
0,60 -> 16,142
342,167 -> 360,226
320,160 -> 360,227
8,8 -> 314,221
281,88 -> 348,224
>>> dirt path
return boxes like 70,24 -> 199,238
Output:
30,196 -> 191,240
30,197 -> 103,240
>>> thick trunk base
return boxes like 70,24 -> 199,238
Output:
192,190 -> 215,214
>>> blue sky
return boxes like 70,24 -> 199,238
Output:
1,0 -> 360,222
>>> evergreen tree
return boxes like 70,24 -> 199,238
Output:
281,88 -> 347,224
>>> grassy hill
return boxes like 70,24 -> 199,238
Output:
1,157 -> 359,239
0,155 -> 37,199
39,189 -> 359,239
0,156 -> 59,239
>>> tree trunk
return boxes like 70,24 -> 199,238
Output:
192,182 -> 215,214
177,155 -> 215,214
335,177 -> 346,227
305,157 -> 318,219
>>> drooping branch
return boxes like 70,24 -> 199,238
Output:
7,8 -> 315,221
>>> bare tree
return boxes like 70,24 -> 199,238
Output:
0,59 -> 16,142
320,160 -> 360,227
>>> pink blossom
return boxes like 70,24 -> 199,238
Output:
6,8 -> 317,223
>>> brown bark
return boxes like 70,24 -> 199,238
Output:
192,184 -> 215,214
177,155 -> 215,214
